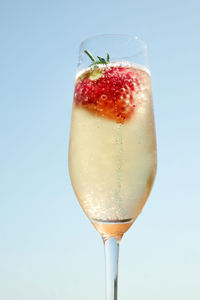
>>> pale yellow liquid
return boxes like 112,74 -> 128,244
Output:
69,63 -> 157,239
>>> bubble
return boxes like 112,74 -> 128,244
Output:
100,94 -> 107,101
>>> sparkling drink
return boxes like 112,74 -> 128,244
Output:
69,62 -> 156,240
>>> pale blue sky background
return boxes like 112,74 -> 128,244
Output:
0,0 -> 200,299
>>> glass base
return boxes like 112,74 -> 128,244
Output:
91,218 -> 133,241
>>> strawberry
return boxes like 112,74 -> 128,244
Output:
74,51 -> 141,124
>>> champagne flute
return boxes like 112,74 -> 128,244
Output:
69,34 -> 157,300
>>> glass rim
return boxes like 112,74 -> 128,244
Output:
79,34 -> 148,63
80,34 -> 147,49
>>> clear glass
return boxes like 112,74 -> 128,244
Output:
68,34 -> 157,300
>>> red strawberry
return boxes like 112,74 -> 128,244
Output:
74,65 -> 140,124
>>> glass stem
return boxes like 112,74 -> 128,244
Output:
104,238 -> 120,300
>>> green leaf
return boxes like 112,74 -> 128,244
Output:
97,56 -> 107,64
84,50 -> 96,62
106,53 -> 110,62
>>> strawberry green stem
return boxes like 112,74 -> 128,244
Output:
84,50 -> 96,63
84,50 -> 110,67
